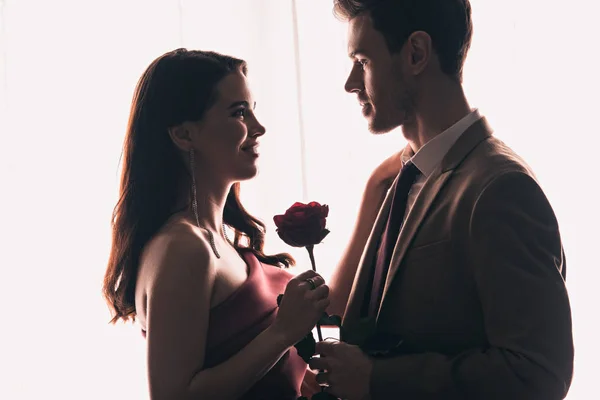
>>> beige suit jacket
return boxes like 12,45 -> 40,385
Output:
342,118 -> 574,399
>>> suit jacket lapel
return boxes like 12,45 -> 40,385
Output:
377,117 -> 494,318
377,168 -> 452,316
342,172 -> 397,334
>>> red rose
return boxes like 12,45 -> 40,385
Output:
273,201 -> 330,247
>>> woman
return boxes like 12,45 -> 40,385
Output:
103,48 -> 329,400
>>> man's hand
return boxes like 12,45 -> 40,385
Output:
309,340 -> 373,400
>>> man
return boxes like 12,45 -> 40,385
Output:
309,1 -> 574,399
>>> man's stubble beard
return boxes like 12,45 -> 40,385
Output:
369,74 -> 416,135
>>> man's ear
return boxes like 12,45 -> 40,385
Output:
168,123 -> 193,152
405,31 -> 432,76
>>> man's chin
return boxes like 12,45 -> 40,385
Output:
368,118 -> 400,135
367,112 -> 409,135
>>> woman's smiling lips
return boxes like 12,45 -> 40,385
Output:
241,142 -> 260,157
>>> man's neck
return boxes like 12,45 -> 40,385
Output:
403,81 -> 471,153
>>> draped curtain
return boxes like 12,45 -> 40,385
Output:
1,1 -> 597,398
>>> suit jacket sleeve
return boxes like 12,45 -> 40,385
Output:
369,171 -> 574,400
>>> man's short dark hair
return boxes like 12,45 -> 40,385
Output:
333,0 -> 473,81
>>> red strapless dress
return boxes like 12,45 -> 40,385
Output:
143,250 -> 307,399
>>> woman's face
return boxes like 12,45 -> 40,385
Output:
190,71 -> 265,183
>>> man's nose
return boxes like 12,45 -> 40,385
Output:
344,68 -> 363,94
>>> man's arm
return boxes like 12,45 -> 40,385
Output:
369,171 -> 574,400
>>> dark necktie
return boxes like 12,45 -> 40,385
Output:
366,161 -> 421,317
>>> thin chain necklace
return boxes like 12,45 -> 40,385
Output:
189,148 -> 231,258
191,192 -> 230,258
190,150 -> 229,258
197,219 -> 228,258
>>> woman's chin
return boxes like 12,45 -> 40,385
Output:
234,164 -> 259,181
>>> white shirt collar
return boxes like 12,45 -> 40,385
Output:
401,109 -> 481,177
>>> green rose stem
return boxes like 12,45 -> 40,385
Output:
306,245 -> 324,343
306,244 -> 329,397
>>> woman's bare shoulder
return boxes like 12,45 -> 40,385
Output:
136,218 -> 216,314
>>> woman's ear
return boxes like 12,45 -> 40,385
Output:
168,123 -> 194,152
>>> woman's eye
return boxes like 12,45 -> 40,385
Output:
233,108 -> 246,118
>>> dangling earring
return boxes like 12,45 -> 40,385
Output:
189,148 -> 221,258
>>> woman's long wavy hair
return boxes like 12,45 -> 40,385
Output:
103,49 -> 294,324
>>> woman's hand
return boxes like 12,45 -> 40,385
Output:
272,270 -> 330,346
369,150 -> 405,189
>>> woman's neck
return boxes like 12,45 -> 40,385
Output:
174,177 -> 232,233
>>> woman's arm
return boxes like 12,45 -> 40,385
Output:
326,179 -> 388,317
327,150 -> 404,317
144,231 -> 291,400
300,367 -> 321,398
144,227 -> 329,400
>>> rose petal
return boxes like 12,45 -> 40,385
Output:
274,202 -> 330,247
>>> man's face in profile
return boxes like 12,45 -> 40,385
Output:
344,14 -> 415,134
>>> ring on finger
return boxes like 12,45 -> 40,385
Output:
316,370 -> 331,387
304,277 -> 317,290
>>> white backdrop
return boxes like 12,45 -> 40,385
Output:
0,0 -> 597,399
